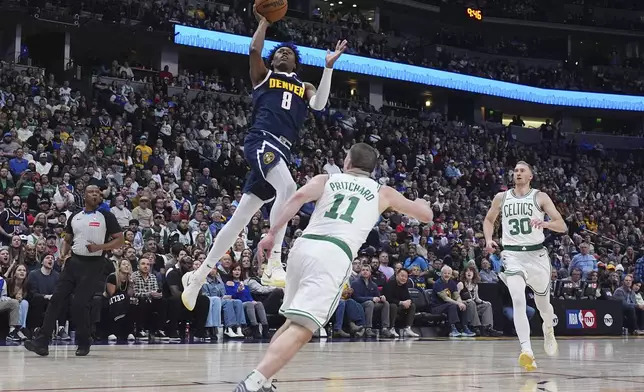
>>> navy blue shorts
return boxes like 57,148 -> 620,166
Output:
242,131 -> 292,201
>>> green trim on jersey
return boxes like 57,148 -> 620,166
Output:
500,191 -> 508,210
533,190 -> 544,213
279,309 -> 323,328
510,188 -> 533,199
301,234 -> 353,261
503,244 -> 544,251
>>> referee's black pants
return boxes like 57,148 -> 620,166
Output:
39,255 -> 105,346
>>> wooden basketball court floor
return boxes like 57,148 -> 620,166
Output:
0,337 -> 642,392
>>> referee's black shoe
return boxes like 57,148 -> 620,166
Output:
75,338 -> 93,356
75,345 -> 91,357
24,335 -> 50,357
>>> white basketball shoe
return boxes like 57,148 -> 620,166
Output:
261,253 -> 286,288
543,324 -> 558,356
181,270 -> 205,311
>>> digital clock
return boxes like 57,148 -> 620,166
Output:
466,7 -> 483,21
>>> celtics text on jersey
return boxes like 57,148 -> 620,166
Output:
500,188 -> 545,247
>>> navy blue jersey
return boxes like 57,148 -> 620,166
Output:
251,70 -> 308,146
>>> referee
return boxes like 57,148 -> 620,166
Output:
25,185 -> 124,357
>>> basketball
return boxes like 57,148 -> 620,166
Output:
255,0 -> 288,23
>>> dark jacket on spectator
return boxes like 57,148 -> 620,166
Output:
26,269 -> 59,298
351,278 -> 380,303
382,277 -> 411,305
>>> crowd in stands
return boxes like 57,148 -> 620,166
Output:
59,0 -> 644,96
11,0 -> 644,95
1,45 -> 643,344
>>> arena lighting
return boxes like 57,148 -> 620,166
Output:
174,25 -> 644,111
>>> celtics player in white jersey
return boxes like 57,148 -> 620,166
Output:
233,143 -> 433,392
483,161 -> 567,371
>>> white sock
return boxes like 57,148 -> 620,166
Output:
265,161 -> 296,264
534,294 -> 555,331
243,369 -> 268,391
9,326 -> 15,333
194,194 -> 265,282
506,275 -> 532,353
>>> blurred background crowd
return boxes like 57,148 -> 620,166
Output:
0,0 -> 643,343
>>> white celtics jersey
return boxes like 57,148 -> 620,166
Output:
501,188 -> 545,247
303,173 -> 381,257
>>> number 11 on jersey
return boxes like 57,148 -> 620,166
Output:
324,194 -> 360,223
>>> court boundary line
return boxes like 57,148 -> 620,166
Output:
1,372 -> 520,391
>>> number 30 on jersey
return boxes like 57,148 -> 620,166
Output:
281,92 -> 292,110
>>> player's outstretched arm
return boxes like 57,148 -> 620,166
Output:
536,192 -> 568,233
249,5 -> 270,88
305,40 -> 348,110
379,186 -> 433,223
268,174 -> 329,236
483,192 -> 504,252
258,175 -> 329,262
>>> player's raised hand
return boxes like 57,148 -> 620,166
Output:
325,40 -> 348,68
253,5 -> 270,25
485,240 -> 498,254
257,232 -> 276,263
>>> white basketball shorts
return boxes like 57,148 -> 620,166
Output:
279,235 -> 353,332
501,247 -> 551,296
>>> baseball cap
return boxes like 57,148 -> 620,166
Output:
40,153 -> 48,159
607,264 -> 616,271
3,132 -> 11,137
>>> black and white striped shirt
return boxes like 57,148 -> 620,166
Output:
65,208 -> 121,258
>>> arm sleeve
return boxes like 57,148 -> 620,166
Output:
382,280 -> 393,302
103,211 -> 122,237
165,269 -> 180,288
400,285 -> 411,301
308,68 -> 333,111
65,213 -> 75,235
27,274 -> 44,299
437,290 -> 450,301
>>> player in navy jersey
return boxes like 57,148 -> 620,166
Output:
182,5 -> 347,312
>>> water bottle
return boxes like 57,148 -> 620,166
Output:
185,322 -> 190,340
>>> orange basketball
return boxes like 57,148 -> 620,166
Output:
255,0 -> 288,23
